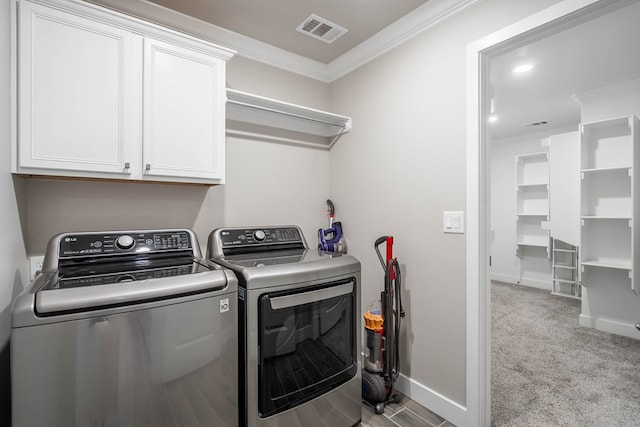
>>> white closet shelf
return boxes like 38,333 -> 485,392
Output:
581,216 -> 631,220
226,88 -> 352,149
518,152 -> 548,159
516,241 -> 548,248
516,183 -> 549,188
581,166 -> 631,174
581,260 -> 632,270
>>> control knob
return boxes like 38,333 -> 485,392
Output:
253,230 -> 266,241
116,235 -> 135,250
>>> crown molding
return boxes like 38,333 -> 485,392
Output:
89,0 -> 478,83
327,0 -> 480,81
199,24 -> 330,82
571,77 -> 640,106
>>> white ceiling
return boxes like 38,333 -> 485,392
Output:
489,1 -> 640,140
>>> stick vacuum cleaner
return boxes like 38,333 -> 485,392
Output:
362,236 -> 405,414
318,199 -> 347,253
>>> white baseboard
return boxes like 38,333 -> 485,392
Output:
579,314 -> 640,340
490,273 -> 551,291
395,373 -> 467,427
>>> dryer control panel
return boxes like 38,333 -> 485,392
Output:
219,227 -> 302,247
208,226 -> 307,258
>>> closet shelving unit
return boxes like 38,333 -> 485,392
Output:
579,115 -> 639,295
515,152 -> 550,256
551,239 -> 580,298
225,88 -> 352,149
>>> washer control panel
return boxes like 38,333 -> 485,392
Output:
219,227 -> 303,248
59,230 -> 192,258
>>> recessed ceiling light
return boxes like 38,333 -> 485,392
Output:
513,64 -> 533,73
489,115 -> 498,123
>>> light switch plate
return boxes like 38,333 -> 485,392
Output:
443,211 -> 465,234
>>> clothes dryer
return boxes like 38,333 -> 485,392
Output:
207,225 -> 361,427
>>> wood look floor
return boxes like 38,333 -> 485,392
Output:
361,393 -> 456,427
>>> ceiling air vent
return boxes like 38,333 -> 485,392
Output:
523,120 -> 549,127
296,14 -> 348,44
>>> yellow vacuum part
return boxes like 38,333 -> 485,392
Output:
364,311 -> 384,330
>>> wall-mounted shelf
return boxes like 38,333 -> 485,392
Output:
581,260 -> 631,270
515,151 -> 550,256
516,241 -> 549,248
579,115 -> 638,295
225,88 -> 352,149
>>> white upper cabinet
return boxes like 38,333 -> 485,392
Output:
15,0 -> 234,184
143,38 -> 227,182
17,0 -> 139,176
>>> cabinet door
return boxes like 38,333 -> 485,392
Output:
143,38 -> 226,183
18,0 -> 138,176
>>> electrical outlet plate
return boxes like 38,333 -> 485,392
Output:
29,255 -> 45,279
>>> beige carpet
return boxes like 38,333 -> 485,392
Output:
491,281 -> 640,427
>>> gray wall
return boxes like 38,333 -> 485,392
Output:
1,0 -> 29,423
328,0 -> 562,405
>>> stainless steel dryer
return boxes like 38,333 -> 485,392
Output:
11,229 -> 238,427
207,226 -> 361,427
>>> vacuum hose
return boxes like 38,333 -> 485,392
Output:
383,257 -> 405,385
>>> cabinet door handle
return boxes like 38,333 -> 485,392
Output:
145,164 -> 151,171
124,162 -> 130,170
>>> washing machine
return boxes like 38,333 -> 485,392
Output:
207,225 -> 362,427
11,229 -> 238,427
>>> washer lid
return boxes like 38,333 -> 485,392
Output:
34,262 -> 230,315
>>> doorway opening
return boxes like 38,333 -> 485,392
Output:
466,0 -> 639,425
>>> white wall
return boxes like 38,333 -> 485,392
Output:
575,78 -> 640,123
227,56 -> 330,110
329,0 -> 563,410
0,0 -> 28,422
490,134 -> 552,289
548,130 -> 580,246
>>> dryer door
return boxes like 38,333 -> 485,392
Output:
257,279 -> 357,417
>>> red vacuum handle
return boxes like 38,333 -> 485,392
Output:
375,235 -> 395,278
386,236 -> 395,280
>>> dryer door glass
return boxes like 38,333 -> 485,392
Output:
257,279 -> 357,417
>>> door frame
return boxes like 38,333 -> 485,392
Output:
464,0 -> 628,425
